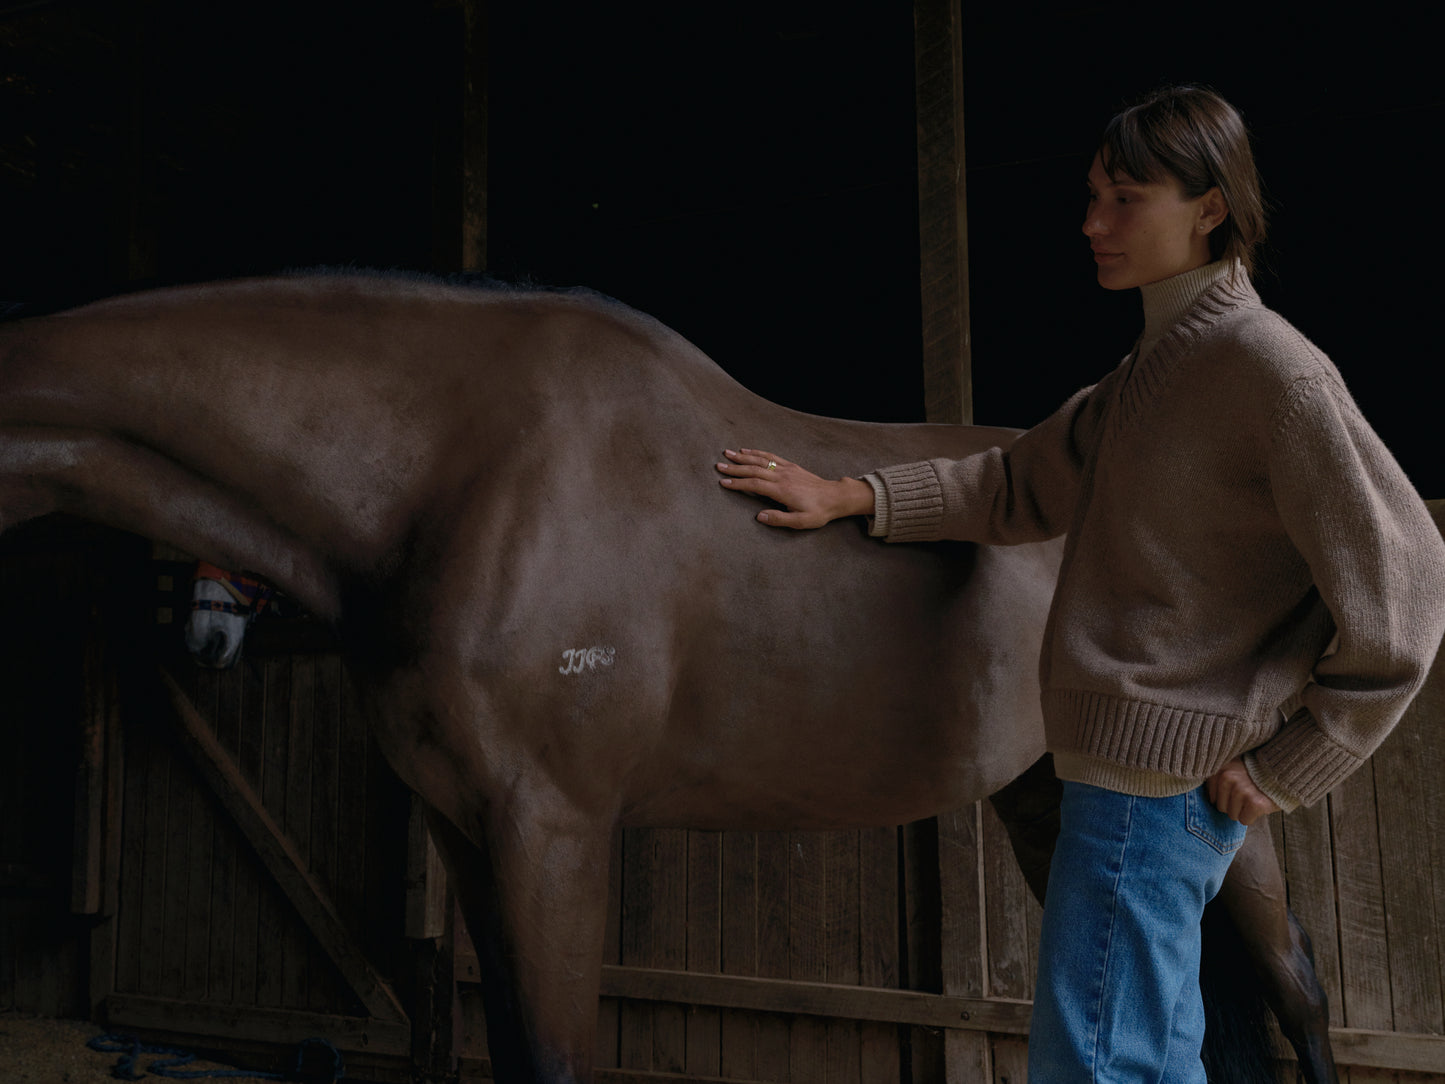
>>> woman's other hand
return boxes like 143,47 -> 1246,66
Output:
1206,757 -> 1281,826
716,448 -> 875,529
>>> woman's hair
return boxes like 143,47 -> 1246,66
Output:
1098,85 -> 1267,277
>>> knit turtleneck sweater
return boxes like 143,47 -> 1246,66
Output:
863,260 -> 1445,810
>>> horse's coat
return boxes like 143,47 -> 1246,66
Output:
0,274 -> 1335,1083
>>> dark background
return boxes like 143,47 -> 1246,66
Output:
3,1 -> 1441,491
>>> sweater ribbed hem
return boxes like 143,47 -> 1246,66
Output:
1043,687 -> 1251,781
864,461 -> 945,542
1247,708 -> 1364,810
1051,752 -> 1200,798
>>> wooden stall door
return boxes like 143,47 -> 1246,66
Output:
83,554 -> 422,1082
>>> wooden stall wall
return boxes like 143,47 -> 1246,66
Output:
99,585 -> 415,1075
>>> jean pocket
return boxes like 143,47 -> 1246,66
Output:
1185,788 -> 1248,856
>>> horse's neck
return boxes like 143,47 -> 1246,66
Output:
0,307 -> 414,619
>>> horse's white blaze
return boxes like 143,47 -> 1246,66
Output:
185,578 -> 250,668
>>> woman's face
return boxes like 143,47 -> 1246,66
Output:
1083,153 -> 1220,290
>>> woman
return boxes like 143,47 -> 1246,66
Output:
716,85 -> 1445,1081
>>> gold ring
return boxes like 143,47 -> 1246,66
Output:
766,461 -> 777,470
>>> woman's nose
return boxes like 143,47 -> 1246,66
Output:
1083,209 -> 1106,237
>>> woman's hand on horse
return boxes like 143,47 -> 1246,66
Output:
717,449 -> 875,529
1206,757 -> 1281,826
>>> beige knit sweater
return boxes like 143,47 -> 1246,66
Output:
865,261 -> 1445,810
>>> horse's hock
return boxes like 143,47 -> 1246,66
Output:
4,513 -> 1445,1081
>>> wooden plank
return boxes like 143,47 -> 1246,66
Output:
1373,693 -> 1445,1036
596,825 -> 624,1068
136,718 -> 172,997
336,671 -> 370,942
103,992 -> 411,1057
686,830 -> 722,1077
755,831 -> 791,1081
1329,761 -> 1391,1029
937,805 -> 987,1084
652,829 -> 688,1074
232,658 -> 265,1008
182,740 -> 215,1003
1328,1027 -> 1445,1074
913,0 -> 971,427
71,602 -> 114,915
114,705 -> 151,997
620,828 -> 657,1070
282,655 -> 315,1008
990,1035 -> 1029,1084
308,655 -> 343,1012
599,966 -> 1031,1035
459,0 -> 487,272
157,668 -> 407,1025
404,795 -> 448,940
89,680 -> 126,1015
826,830 -> 862,1084
981,802 -> 1035,1001
257,658 -> 290,1010
1281,793 -> 1344,1026
790,831 -> 827,1084
859,826 -> 900,1084
160,737 -> 194,998
902,818 -> 943,1083
719,831 -> 759,1080
427,0 -> 488,273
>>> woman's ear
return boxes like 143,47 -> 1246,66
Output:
1199,186 -> 1229,234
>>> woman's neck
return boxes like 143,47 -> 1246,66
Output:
1137,259 -> 1237,357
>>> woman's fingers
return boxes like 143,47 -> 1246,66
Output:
717,448 -> 833,529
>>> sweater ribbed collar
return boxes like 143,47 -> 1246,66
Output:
1138,259 -> 1241,360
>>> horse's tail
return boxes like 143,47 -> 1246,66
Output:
1200,895 -> 1279,1084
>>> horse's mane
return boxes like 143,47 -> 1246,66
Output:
1,266 -> 627,325
288,264 -> 627,308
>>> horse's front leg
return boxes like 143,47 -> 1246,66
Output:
424,790 -> 614,1084
1215,823 -> 1340,1084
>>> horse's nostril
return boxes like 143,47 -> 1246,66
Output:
198,630 -> 240,669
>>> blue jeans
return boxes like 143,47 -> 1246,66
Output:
1027,781 -> 1247,1083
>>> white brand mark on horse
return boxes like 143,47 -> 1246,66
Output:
559,646 -> 616,676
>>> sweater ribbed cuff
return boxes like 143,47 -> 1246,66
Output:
1247,708 -> 1364,811
864,461 -> 945,542
1241,752 -> 1300,814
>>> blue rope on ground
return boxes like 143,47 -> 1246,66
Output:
86,1034 -> 344,1083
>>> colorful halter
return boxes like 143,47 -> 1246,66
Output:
191,561 -> 276,618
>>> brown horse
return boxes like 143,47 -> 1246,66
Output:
1,272 -> 1334,1083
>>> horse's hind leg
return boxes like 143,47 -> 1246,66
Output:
423,795 -> 614,1084
1215,823 -> 1340,1084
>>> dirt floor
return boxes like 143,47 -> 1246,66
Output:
0,1014 -> 269,1083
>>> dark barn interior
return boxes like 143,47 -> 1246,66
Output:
3,2 -> 1444,1082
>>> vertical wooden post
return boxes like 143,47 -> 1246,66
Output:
913,5 -> 989,1078
431,0 -> 489,272
914,0 -> 972,426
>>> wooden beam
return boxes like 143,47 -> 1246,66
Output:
1327,1027 -> 1445,1075
913,0 -> 971,425
429,0 -> 488,272
157,668 -> 409,1026
102,993 -> 411,1057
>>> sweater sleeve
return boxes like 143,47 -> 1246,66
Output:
864,366 -> 1119,545
1248,373 -> 1445,809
